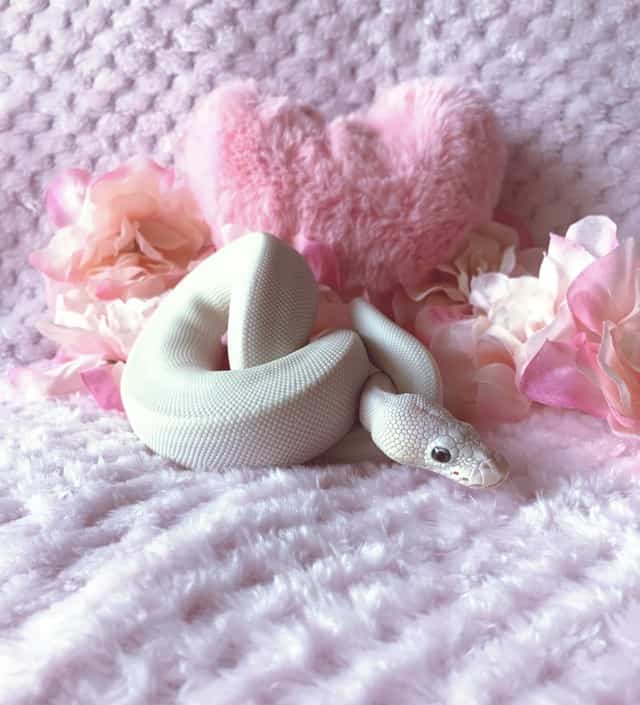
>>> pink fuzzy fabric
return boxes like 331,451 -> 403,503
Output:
180,79 -> 506,300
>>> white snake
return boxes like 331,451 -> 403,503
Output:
121,231 -> 509,488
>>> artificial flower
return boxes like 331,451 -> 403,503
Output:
391,220 -> 542,335
11,157 -> 213,410
37,280 -> 165,362
393,219 -> 542,424
519,223 -> 640,435
30,156 -> 212,300
428,316 -> 532,425
8,350 -> 125,411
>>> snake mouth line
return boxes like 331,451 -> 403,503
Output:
484,467 -> 511,489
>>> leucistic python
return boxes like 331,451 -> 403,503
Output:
121,231 -> 509,488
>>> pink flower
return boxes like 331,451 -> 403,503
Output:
10,282 -> 164,411
37,279 -> 165,361
391,219 -> 542,424
11,157 -> 213,410
428,316 -> 532,426
30,157 -> 211,300
392,220 -> 542,337
391,214 -> 640,431
9,352 -> 125,411
519,218 -> 640,435
464,214 -> 640,434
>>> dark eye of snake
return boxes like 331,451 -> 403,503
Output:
431,447 -> 451,463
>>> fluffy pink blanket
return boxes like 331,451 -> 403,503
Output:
2,392 -> 640,704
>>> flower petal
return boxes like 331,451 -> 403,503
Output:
596,321 -> 640,427
427,317 -> 529,425
311,286 -> 352,337
474,362 -> 531,424
606,406 -> 640,436
45,168 -> 91,227
36,319 -> 118,358
36,285 -> 162,361
499,244 -> 517,276
614,319 -> 640,375
474,220 -> 520,250
91,157 -> 172,202
470,272 -> 555,344
468,272 -> 510,312
428,319 -> 478,419
567,236 -> 639,335
28,226 -> 88,281
519,337 -> 608,418
81,363 -> 125,411
405,280 -> 466,304
565,215 -> 619,258
515,301 -> 576,380
8,353 -> 106,399
538,233 -> 596,304
414,302 -> 472,347
391,287 -> 420,331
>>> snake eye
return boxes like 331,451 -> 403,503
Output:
431,446 -> 451,463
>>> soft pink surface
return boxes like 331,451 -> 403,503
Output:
2,389 -> 640,705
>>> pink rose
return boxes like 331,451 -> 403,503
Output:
391,220 -> 541,424
428,315 -> 532,426
469,217 -> 618,369
519,218 -> 640,434
31,156 -> 212,300
11,157 -> 213,410
37,279 -> 165,362
8,351 -> 126,411
391,220 -> 542,335
463,214 -> 640,435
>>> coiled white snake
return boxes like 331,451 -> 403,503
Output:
121,231 -> 509,488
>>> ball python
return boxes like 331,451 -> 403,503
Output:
121,231 -> 509,488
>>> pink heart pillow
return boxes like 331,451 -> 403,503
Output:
180,79 -> 506,301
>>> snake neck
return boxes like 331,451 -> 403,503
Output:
360,372 -> 446,466
359,371 -> 398,435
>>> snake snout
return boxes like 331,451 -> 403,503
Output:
467,453 -> 510,488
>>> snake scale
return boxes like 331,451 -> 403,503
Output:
121,231 -> 509,488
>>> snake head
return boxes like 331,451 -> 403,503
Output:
421,416 -> 509,488
372,395 -> 510,488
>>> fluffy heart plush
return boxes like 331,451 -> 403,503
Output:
180,79 -> 506,301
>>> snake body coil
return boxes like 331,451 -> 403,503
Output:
122,232 -> 509,488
